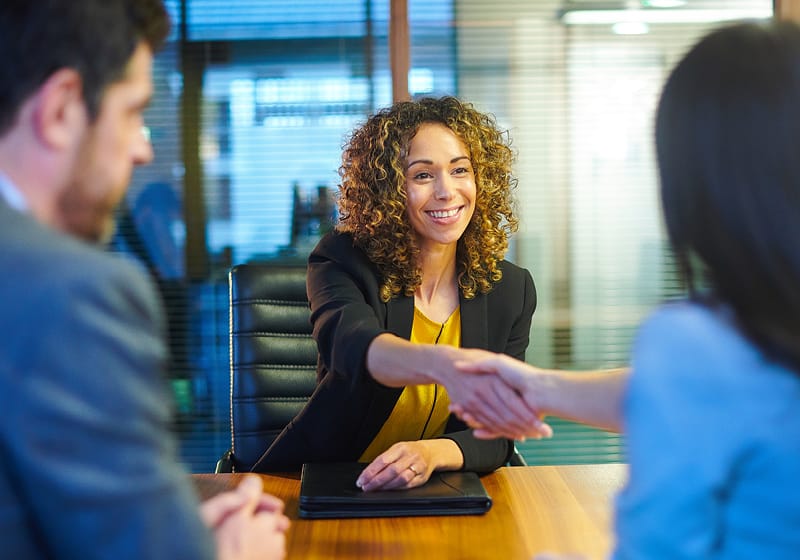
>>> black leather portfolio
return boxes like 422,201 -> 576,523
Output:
298,462 -> 492,519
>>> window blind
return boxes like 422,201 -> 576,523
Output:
117,0 -> 773,472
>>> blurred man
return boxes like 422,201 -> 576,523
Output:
0,1 -> 287,558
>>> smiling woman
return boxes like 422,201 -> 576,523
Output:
251,96 -> 542,490
337,96 -> 519,302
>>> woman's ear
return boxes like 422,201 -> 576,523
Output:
31,68 -> 88,151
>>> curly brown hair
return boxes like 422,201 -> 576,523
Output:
336,95 -> 519,302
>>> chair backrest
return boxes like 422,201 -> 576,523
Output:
228,263 -> 318,472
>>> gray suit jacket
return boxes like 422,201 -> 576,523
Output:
0,198 -> 214,559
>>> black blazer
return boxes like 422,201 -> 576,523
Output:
252,231 -> 536,473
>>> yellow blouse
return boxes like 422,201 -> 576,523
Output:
358,306 -> 461,463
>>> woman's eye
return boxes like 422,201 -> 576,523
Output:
414,172 -> 432,180
453,167 -> 469,175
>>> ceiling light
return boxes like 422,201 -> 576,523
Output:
642,0 -> 686,7
560,8 -> 772,25
612,21 -> 650,34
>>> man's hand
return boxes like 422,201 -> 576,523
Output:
200,475 -> 290,560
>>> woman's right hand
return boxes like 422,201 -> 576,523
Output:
434,346 -> 549,441
453,350 -> 627,436
365,335 -> 549,440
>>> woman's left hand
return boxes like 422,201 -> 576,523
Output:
356,440 -> 445,492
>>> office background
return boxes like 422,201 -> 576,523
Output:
113,0 -> 774,472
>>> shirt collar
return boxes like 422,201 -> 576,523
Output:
0,171 -> 29,212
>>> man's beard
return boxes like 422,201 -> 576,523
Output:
56,184 -> 119,244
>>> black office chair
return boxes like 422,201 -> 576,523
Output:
215,262 -> 527,471
509,445 -> 528,466
215,263 -> 318,472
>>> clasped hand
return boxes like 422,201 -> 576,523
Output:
443,348 -> 553,441
200,474 -> 290,560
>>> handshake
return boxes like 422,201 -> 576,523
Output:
433,347 -> 626,439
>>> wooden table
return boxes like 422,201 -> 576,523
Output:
194,464 -> 627,560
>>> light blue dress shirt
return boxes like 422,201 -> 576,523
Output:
613,302 -> 800,559
0,171 -> 27,212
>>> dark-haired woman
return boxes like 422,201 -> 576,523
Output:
458,21 -> 800,559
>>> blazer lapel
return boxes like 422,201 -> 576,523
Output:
352,294 -> 412,455
386,294 -> 414,338
460,291 -> 488,350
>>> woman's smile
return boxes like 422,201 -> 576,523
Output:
426,205 -> 464,222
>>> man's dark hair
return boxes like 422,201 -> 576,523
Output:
656,21 -> 800,371
0,0 -> 170,134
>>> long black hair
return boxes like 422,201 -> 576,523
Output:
656,20 -> 800,371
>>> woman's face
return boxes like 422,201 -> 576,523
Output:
404,122 -> 476,253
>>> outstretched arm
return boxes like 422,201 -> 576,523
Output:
366,334 -> 545,439
453,352 -> 628,437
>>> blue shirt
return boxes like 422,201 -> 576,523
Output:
613,302 -> 800,559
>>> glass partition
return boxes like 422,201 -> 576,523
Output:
114,0 -> 773,471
